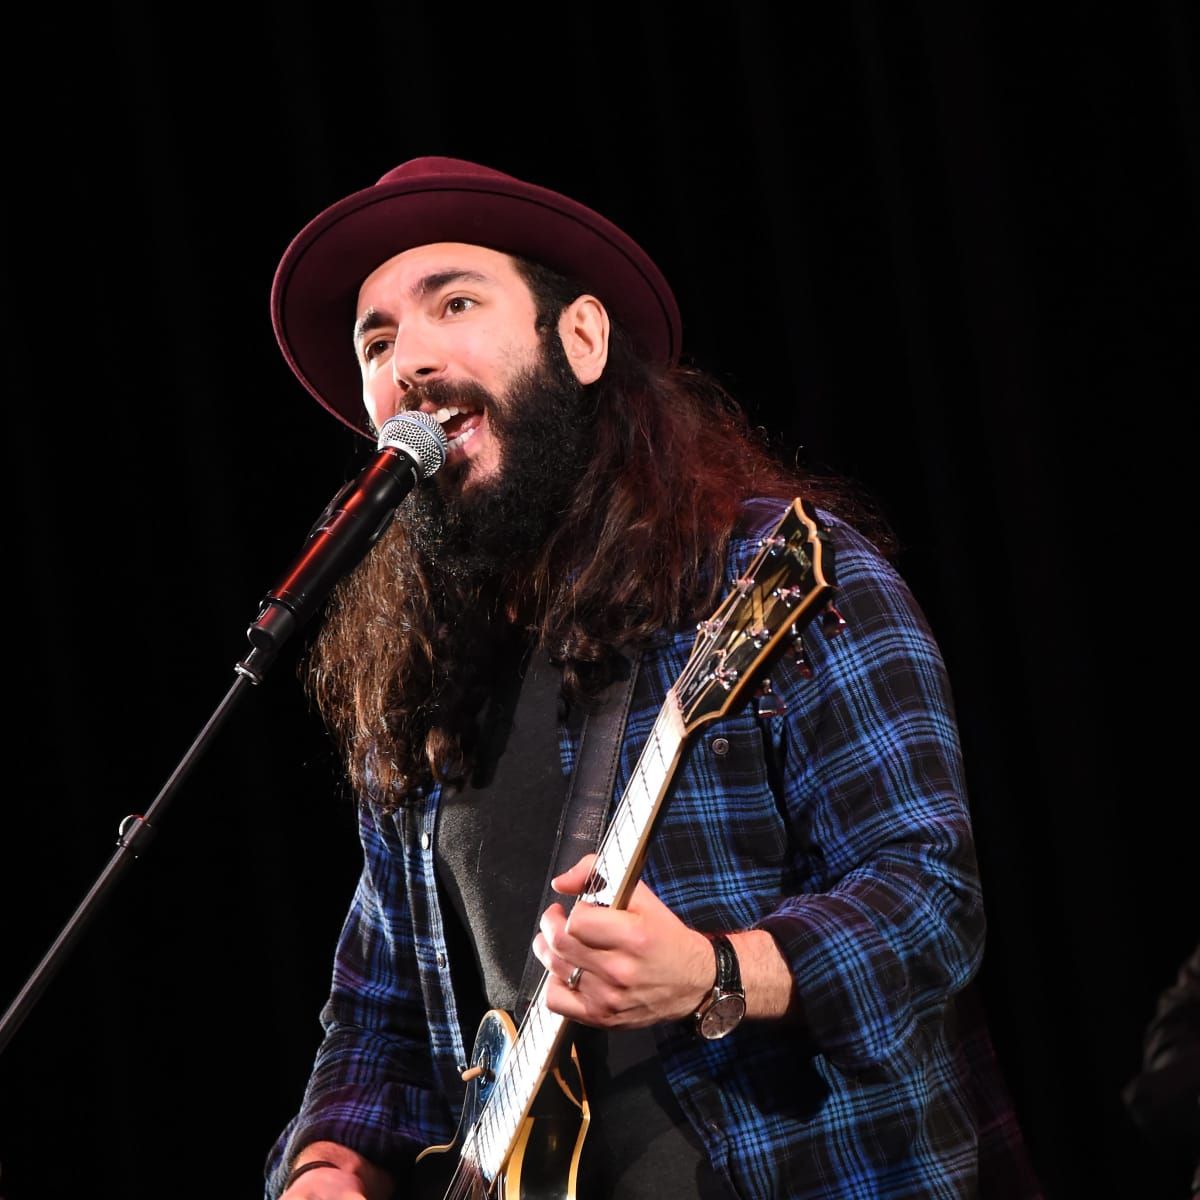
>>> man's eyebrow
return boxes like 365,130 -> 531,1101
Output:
353,309 -> 391,345
411,268 -> 491,297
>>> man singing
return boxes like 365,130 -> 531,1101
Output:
263,156 -> 1040,1199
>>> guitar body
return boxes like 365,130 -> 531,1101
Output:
415,1009 -> 590,1200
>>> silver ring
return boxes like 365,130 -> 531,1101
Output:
566,966 -> 583,991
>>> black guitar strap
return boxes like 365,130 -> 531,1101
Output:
513,650 -> 641,1023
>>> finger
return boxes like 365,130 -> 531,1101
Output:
540,900 -> 568,934
544,970 -> 591,1020
543,963 -> 641,1028
551,852 -> 599,895
564,898 -> 641,952
537,904 -> 603,987
535,944 -> 578,985
531,928 -> 578,985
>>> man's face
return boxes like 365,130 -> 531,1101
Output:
355,243 -> 548,488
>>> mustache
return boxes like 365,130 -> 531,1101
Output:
403,377 -> 500,418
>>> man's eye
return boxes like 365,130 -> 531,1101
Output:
444,296 -> 476,316
362,337 -> 392,362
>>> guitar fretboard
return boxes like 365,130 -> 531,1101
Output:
465,693 -> 687,1181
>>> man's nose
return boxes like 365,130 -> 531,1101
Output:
390,329 -> 446,396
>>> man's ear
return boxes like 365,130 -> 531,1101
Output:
557,295 -> 610,384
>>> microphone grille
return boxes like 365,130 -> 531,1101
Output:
376,410 -> 448,479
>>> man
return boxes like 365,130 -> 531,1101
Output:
264,156 -> 1040,1199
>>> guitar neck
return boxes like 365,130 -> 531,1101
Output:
584,693 -> 687,910
465,692 -> 687,1181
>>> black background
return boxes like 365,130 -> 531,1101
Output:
1,4 -> 1195,1198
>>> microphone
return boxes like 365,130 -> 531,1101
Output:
237,410 -> 448,681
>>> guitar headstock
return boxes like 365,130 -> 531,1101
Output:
676,498 -> 837,732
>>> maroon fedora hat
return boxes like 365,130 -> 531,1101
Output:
270,156 -> 683,438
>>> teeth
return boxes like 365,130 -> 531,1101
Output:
432,405 -> 481,425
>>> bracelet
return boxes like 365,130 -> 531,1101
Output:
285,1159 -> 341,1188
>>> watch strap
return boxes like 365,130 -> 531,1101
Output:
693,931 -> 746,1036
710,932 -> 742,994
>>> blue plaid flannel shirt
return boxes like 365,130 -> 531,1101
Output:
265,498 -> 1038,1199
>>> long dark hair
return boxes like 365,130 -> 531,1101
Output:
306,257 -> 889,811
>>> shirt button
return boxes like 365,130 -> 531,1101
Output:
710,736 -> 730,757
437,953 -> 446,968
420,831 -> 431,850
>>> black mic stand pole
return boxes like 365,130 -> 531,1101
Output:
0,618 -> 294,1057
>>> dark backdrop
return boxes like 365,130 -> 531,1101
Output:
1,4 -> 1195,1198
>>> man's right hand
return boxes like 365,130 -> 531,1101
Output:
279,1142 -> 395,1200
280,1162 -> 363,1198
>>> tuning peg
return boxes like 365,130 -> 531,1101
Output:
789,631 -> 814,679
713,664 -> 739,690
757,534 -> 787,556
820,604 -> 846,637
754,677 -> 788,717
771,585 -> 806,607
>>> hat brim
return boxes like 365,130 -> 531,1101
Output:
271,172 -> 682,438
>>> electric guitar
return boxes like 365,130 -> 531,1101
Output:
414,497 -> 839,1200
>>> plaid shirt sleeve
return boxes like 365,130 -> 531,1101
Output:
262,798 -> 457,1197
747,509 -> 985,1077
633,501 -> 983,1076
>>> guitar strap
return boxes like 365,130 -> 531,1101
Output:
513,649 -> 641,1023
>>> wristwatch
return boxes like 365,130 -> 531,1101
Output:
693,932 -> 746,1040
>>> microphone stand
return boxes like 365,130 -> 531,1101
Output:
0,634 -> 285,1057
0,409 -> 446,1058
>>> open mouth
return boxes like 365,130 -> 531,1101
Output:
430,405 -> 485,453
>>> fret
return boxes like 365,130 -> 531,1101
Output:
583,701 -> 687,911
475,1117 -> 495,1177
647,722 -> 667,776
609,807 -> 632,862
628,768 -> 655,823
499,1073 -> 517,1124
588,858 -> 618,906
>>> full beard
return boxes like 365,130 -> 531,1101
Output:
402,333 -> 596,602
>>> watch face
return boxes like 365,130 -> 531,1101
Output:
698,994 -> 746,1040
